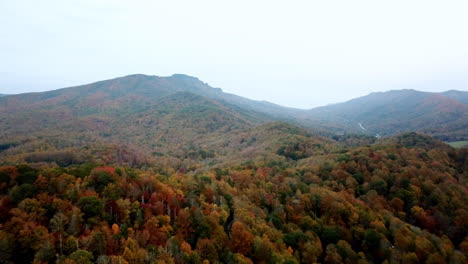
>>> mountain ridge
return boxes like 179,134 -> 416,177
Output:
2,79 -> 466,109
0,74 -> 466,158
307,89 -> 468,140
0,75 -> 323,168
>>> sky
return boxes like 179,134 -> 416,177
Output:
1,0 -> 467,108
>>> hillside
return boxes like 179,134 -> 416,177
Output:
0,75 -> 467,263
307,89 -> 468,141
0,132 -> 466,263
0,75 -> 327,168
0,74 -> 302,119
1,76 -> 467,168
442,90 -> 468,104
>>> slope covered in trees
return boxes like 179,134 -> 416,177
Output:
0,75 -> 311,168
442,90 -> 468,104
1,75 -> 466,169
0,133 -> 466,263
0,75 -> 467,263
307,89 -> 468,141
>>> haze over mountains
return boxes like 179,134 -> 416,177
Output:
0,74 -> 311,167
0,74 -> 466,166
442,90 -> 468,104
2,74 -> 466,132
307,89 -> 468,141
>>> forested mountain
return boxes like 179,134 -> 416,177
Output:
0,76 -> 257,162
307,89 -> 468,141
0,75 -> 326,168
0,75 -> 467,168
0,74 -> 301,121
442,90 -> 468,104
0,74 -> 467,263
1,75 -> 466,166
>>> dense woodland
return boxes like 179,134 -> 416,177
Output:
0,132 -> 466,264
0,75 -> 467,263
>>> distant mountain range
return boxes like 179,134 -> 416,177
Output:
441,90 -> 468,104
308,89 -> 468,141
0,74 -> 466,165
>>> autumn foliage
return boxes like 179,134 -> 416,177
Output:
0,133 -> 466,263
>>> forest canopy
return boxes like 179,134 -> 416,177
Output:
0,133 -> 466,264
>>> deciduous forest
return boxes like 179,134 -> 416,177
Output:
0,132 -> 466,263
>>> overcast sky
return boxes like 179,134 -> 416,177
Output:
1,0 -> 467,108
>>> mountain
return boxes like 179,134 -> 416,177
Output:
1,75 -> 466,167
0,74 -> 326,167
0,74 -> 303,119
307,89 -> 468,141
442,90 -> 468,104
0,75 -> 467,263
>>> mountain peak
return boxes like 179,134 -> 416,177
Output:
170,73 -> 199,80
442,90 -> 468,104
367,89 -> 421,97
115,73 -> 202,83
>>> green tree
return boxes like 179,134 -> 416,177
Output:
69,249 -> 94,264
78,196 -> 104,219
